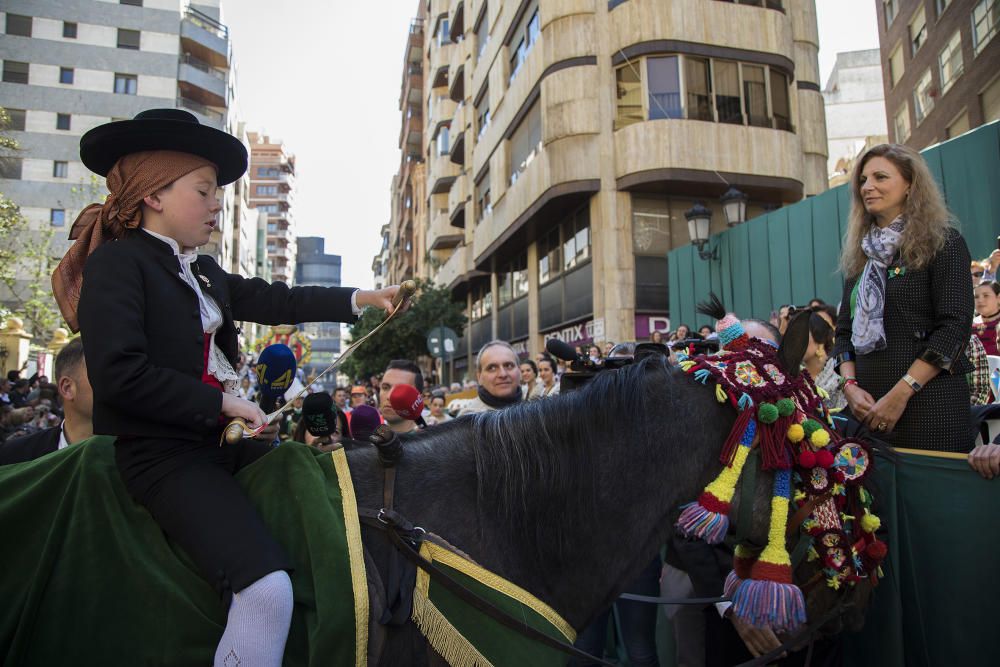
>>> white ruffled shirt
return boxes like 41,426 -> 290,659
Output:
143,229 -> 240,394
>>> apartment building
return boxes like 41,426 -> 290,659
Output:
247,131 -> 297,285
387,0 -> 829,376
878,0 -> 1000,147
0,0 -> 237,303
295,236 -> 342,378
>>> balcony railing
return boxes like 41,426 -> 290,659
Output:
177,96 -> 223,121
184,7 -> 228,39
180,53 -> 226,79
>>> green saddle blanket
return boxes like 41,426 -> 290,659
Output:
0,438 -> 368,666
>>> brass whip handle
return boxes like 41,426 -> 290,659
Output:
392,279 -> 417,309
222,417 -> 249,446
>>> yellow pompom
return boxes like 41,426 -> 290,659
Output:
861,513 -> 881,533
787,423 -> 805,443
810,428 -> 831,448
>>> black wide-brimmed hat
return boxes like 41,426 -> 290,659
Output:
80,108 -> 247,185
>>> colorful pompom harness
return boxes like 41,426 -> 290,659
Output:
674,313 -> 887,632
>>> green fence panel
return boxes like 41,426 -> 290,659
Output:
766,208 -> 792,312
674,246 -> 696,328
937,123 -> 1000,260
811,188 -> 844,306
787,198 -> 816,306
747,218 -> 773,319
719,231 -> 735,323
729,222 -> 753,320
669,248 -> 682,328
691,245 -> 713,329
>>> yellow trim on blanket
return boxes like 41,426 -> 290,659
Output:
412,588 -> 494,667
332,448 -> 369,667
416,541 -> 576,642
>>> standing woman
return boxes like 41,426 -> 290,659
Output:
972,281 -> 1000,356
537,356 -> 560,397
56,109 -> 401,665
833,144 -> 973,451
519,360 -> 544,400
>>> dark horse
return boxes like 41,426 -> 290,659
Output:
349,348 -> 870,664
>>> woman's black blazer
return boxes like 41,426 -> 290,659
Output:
78,230 -> 357,441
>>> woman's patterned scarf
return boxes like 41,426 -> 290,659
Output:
852,217 -> 906,355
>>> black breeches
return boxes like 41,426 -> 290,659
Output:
114,435 -> 292,599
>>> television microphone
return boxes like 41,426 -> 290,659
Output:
302,391 -> 337,442
349,405 -> 382,442
388,383 -> 427,428
545,337 -> 580,363
254,344 -> 297,413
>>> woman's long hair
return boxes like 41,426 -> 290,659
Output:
840,143 -> 954,278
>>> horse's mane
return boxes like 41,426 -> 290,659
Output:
466,356 -> 672,568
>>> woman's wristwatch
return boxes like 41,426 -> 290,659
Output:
901,373 -> 923,393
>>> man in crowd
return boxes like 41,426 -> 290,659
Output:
0,339 -> 94,464
457,340 -> 523,417
349,385 -> 368,409
333,386 -> 351,414
378,359 -> 423,434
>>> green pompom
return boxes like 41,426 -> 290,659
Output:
758,402 -> 779,424
776,398 -> 796,417
802,419 -> 823,437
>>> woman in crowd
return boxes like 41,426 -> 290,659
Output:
803,308 -> 847,412
973,281 -> 1000,356
833,144 -> 973,452
537,356 -> 560,397
650,330 -> 665,345
671,324 -> 691,342
424,394 -> 453,425
587,345 -> 603,365
519,360 -> 544,400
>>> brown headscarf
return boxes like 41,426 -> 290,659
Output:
51,150 -> 216,332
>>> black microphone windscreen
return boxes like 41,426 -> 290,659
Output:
545,338 -> 579,362
302,392 -> 336,437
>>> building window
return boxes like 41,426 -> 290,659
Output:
939,31 -> 964,94
615,63 -> 643,129
714,60 -> 742,124
538,226 -> 561,285
59,67 -> 74,84
913,69 -> 935,124
475,3 -> 489,60
114,73 -> 138,94
475,170 -> 491,225
56,113 -> 71,131
475,88 -> 490,138
909,8 -> 927,55
53,161 -> 69,178
2,61 -> 29,84
889,43 -> 905,88
936,0 -> 952,16
0,158 -> 22,179
508,100 -> 541,185
437,16 -> 451,47
894,103 -> 911,142
945,111 -> 969,138
117,28 -> 140,50
497,253 -> 528,306
471,282 -> 493,321
51,209 -> 66,227
120,0 -> 144,5
883,0 -> 899,26
614,54 -> 793,132
562,211 -> 590,272
771,70 -> 792,131
973,0 -> 999,55
507,2 -> 540,84
63,21 -> 77,38
4,109 -> 26,131
649,56 -> 683,120
5,13 -> 31,37
982,74 -> 1000,122
685,57 -> 713,121
436,125 -> 450,156
256,185 -> 278,196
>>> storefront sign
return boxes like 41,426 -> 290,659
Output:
635,314 -> 670,340
543,319 -> 601,346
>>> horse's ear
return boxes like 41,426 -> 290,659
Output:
777,311 -> 811,377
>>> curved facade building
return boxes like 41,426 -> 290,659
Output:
387,0 -> 828,376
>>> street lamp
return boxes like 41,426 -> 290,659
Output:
720,187 -> 749,227
685,202 -> 717,261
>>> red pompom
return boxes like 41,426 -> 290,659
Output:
815,449 -> 835,469
798,449 -> 817,469
866,540 -> 888,561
